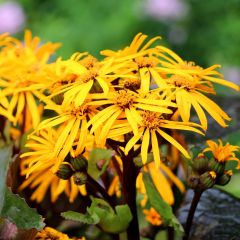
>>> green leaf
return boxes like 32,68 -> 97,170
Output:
62,198 -> 132,234
95,204 -> 132,234
143,173 -> 184,235
0,145 -> 12,212
88,148 -> 113,179
1,188 -> 45,230
61,211 -> 100,225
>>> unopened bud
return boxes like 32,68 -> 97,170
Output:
73,172 -> 87,185
192,156 -> 209,174
56,163 -> 74,180
208,158 -> 225,175
199,171 -> 216,189
188,175 -> 200,189
216,170 -> 232,186
70,155 -> 88,171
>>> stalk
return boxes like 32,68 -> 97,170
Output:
122,155 -> 140,240
183,190 -> 203,240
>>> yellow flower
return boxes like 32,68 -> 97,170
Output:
101,32 -> 161,59
102,33 -> 169,95
35,227 -> 69,240
155,47 -> 239,129
125,111 -> 204,167
20,128 -> 87,202
43,52 -> 130,109
33,102 -> 97,172
157,47 -> 239,91
165,74 -> 231,130
203,139 -> 240,166
87,89 -> 176,145
0,31 -> 60,128
143,207 -> 163,226
35,227 -> 86,240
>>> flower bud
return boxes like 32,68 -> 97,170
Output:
199,171 -> 216,189
208,158 -> 225,175
56,163 -> 74,180
70,155 -> 88,171
188,175 -> 200,189
216,170 -> 232,186
73,172 -> 87,185
192,156 -> 209,174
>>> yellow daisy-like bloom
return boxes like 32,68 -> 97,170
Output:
125,110 -> 204,167
88,89 -> 176,145
166,74 -> 231,130
143,207 -> 163,226
157,46 -> 239,91
43,52 -> 131,109
20,128 -> 87,203
203,139 -> 240,167
35,227 -> 86,240
155,47 -> 239,129
102,33 -> 169,94
0,30 -> 60,128
34,102 -> 97,172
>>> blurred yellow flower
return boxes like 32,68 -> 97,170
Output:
203,139 -> 240,166
35,227 -> 86,240
143,207 -> 163,226
0,30 -> 60,128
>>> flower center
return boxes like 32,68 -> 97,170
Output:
114,90 -> 136,110
79,55 -> 98,69
179,61 -> 203,71
141,111 -> 162,130
79,68 -> 98,84
170,75 -> 196,91
134,56 -> 156,68
69,104 -> 94,118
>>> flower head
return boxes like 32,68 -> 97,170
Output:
0,30 -> 60,128
203,139 -> 240,166
143,207 -> 163,226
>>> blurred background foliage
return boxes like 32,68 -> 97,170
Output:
0,0 -> 240,73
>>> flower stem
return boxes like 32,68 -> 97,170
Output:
183,190 -> 203,240
122,155 -> 140,240
87,174 -> 115,209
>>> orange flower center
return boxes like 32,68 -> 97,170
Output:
114,90 -> 136,110
141,111 -> 162,130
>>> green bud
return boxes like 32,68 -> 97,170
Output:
192,156 -> 209,174
199,171 -> 216,189
56,163 -> 74,180
216,171 -> 232,186
70,155 -> 88,171
188,175 -> 200,189
208,158 -> 225,175
73,172 -> 87,185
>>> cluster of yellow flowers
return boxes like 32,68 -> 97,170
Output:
0,31 -> 239,213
